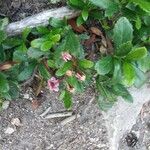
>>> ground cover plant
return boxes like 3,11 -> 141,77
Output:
0,0 -> 150,110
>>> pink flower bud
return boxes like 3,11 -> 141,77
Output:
75,72 -> 86,81
48,77 -> 60,92
66,70 -> 73,77
61,52 -> 72,62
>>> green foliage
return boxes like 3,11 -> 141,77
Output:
0,0 -> 150,111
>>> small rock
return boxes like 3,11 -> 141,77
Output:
23,94 -> 30,99
11,118 -> 22,127
2,101 -> 10,110
4,127 -> 15,135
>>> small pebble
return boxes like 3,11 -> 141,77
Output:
23,94 -> 30,99
4,127 -> 15,135
11,118 -> 22,127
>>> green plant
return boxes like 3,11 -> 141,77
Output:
0,0 -> 150,111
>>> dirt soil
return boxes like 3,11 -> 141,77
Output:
0,86 -> 150,150
0,88 -> 109,150
0,0 -> 66,21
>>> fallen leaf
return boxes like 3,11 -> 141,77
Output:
31,99 -> 40,110
0,61 -> 18,71
11,118 -> 22,127
84,34 -> 96,46
100,45 -> 107,54
68,18 -> 86,33
90,27 -> 103,37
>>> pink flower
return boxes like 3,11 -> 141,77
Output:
61,52 -> 72,62
75,72 -> 86,81
48,77 -> 60,92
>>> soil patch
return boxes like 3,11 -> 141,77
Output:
0,0 -> 66,22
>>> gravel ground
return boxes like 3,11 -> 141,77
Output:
0,88 -> 109,150
0,0 -> 66,21
0,87 -> 150,150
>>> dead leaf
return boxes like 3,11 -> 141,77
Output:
100,45 -> 107,54
84,34 -> 96,46
31,99 -> 40,110
90,27 -> 103,37
0,61 -> 18,71
68,18 -> 86,33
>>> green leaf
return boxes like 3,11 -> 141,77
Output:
0,73 -> 9,93
36,26 -> 49,35
63,91 -> 72,109
137,53 -> 150,73
112,83 -> 133,103
95,56 -> 113,75
41,41 -> 53,51
22,28 -> 31,40
31,38 -> 45,49
113,59 -> 122,81
13,50 -> 27,62
0,30 -> 7,44
135,16 -> 142,30
56,62 -> 72,76
97,96 -> 115,111
76,16 -> 85,26
144,16 -> 150,26
115,41 -> 133,56
47,60 -> 56,68
38,64 -> 50,80
113,17 -> 133,48
125,47 -> 147,61
89,0 -> 119,16
0,18 -> 9,30
18,63 -> 36,81
82,9 -> 89,21
65,30 -> 80,56
134,67 -> 147,88
8,81 -> 19,99
78,59 -> 94,68
123,62 -> 136,86
130,0 -> 150,13
27,47 -> 45,59
51,34 -> 61,43
49,18 -> 66,28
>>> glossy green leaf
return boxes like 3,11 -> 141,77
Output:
41,41 -> 53,51
0,73 -> 9,93
27,48 -> 45,58
137,53 -> 150,73
82,9 -> 89,21
56,62 -> 72,76
63,91 -> 72,109
125,47 -> 147,61
18,63 -> 36,81
123,62 -> 135,86
78,59 -> 94,68
89,0 -> 119,16
38,64 -> 50,80
22,28 -> 31,40
95,56 -> 113,75
134,67 -> 147,88
31,38 -> 45,49
115,41 -> 132,56
113,17 -> 133,48
130,0 -> 150,13
49,18 -> 66,28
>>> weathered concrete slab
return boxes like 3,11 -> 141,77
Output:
103,84 -> 150,150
